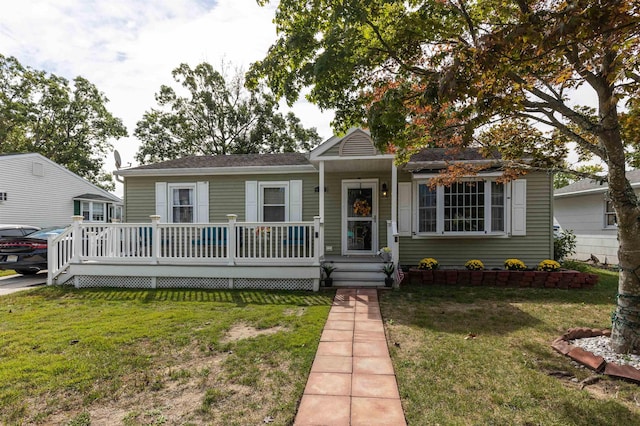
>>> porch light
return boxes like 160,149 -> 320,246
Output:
381,182 -> 389,198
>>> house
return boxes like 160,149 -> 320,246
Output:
554,170 -> 640,265
48,129 -> 554,290
0,153 -> 122,228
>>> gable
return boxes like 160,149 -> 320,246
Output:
338,131 -> 377,156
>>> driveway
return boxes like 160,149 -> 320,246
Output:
0,272 -> 47,296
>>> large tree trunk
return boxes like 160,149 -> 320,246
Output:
606,136 -> 640,354
610,200 -> 640,354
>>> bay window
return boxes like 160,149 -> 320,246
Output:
415,179 -> 506,235
82,201 -> 106,222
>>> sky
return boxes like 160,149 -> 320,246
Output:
0,0 -> 335,196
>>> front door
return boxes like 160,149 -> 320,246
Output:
342,180 -> 378,255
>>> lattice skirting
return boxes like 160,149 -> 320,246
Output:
75,275 -> 153,288
72,276 -> 314,291
234,278 -> 314,291
157,277 -> 229,289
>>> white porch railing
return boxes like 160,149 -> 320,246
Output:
386,220 -> 400,286
47,215 -> 322,285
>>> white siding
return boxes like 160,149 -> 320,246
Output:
554,192 -> 622,264
0,154 -> 120,228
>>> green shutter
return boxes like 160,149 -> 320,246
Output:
74,200 -> 80,216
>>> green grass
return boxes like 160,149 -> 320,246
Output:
0,270 -> 16,277
380,268 -> 640,425
0,286 -> 334,425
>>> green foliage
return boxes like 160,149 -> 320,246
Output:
320,263 -> 336,278
554,164 -> 605,189
504,259 -> 526,271
0,55 -> 127,190
135,62 -> 321,164
560,260 -> 591,273
554,229 -> 577,261
382,263 -> 395,277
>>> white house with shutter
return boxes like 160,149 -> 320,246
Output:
46,128 -> 553,290
0,153 -> 122,228
554,170 -> 640,265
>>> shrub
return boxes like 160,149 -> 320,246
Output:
554,229 -> 576,261
537,259 -> 561,272
465,259 -> 484,270
418,258 -> 439,270
504,258 -> 527,270
561,259 -> 590,272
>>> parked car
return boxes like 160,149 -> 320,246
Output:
0,227 -> 66,275
0,224 -> 40,239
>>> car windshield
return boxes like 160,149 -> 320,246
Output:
26,227 -> 67,239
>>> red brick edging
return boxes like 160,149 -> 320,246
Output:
407,269 -> 598,289
551,328 -> 640,383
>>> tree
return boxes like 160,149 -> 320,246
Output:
554,164 -> 604,189
250,1 -> 640,353
0,55 -> 128,191
134,62 -> 321,164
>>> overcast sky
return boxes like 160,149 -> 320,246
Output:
0,0 -> 334,195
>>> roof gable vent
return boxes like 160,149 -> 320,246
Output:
339,131 -> 377,156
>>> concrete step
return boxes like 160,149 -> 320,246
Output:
332,280 -> 385,288
332,270 -> 386,281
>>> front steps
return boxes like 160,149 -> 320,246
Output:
322,256 -> 388,287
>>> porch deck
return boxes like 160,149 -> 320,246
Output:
47,216 -> 399,291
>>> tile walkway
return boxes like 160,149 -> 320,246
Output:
294,288 -> 407,426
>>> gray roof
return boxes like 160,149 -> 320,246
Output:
554,169 -> 640,196
127,153 -> 310,170
74,193 -> 120,202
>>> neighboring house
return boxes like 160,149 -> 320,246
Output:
554,170 -> 640,265
0,153 -> 122,228
49,129 -> 553,290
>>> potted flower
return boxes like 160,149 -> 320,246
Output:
378,246 -> 392,262
465,259 -> 484,270
464,259 -> 484,286
321,263 -> 336,287
504,258 -> 527,271
537,259 -> 560,272
419,257 -> 440,284
418,257 -> 439,270
382,263 -> 395,287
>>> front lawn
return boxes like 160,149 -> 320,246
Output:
0,287 -> 333,425
380,268 -> 640,425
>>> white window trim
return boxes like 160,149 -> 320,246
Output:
258,181 -> 289,222
168,183 -> 197,223
412,178 -> 508,237
604,198 -> 617,229
81,201 -> 107,223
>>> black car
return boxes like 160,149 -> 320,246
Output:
0,224 -> 40,239
0,227 -> 66,275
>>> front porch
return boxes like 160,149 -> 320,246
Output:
47,216 -> 400,291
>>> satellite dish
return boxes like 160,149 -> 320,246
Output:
114,150 -> 122,170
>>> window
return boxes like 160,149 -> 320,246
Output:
81,201 -> 107,222
0,192 -> 6,201
605,199 -> 617,227
415,179 -> 506,235
259,183 -> 288,222
170,186 -> 195,223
